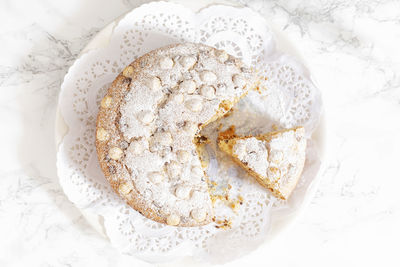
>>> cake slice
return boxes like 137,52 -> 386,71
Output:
218,127 -> 307,200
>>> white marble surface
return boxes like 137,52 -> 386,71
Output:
0,0 -> 399,266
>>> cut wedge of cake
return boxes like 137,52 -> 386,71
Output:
218,126 -> 307,200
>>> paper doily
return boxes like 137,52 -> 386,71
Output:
57,2 -> 322,264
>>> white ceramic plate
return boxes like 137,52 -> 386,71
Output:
55,0 -> 325,261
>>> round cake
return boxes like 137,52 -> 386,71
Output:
96,43 -> 256,226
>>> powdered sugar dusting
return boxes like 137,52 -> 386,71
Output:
233,138 -> 269,175
118,43 -> 255,225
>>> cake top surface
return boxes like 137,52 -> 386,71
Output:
233,137 -> 269,175
96,43 -> 256,226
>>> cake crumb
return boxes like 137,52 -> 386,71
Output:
215,218 -> 232,229
217,125 -> 237,141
